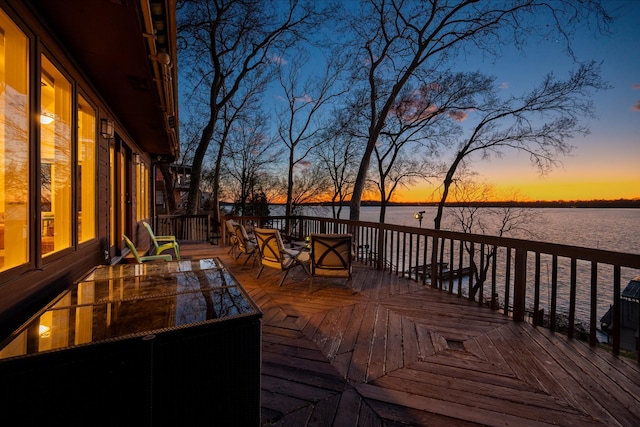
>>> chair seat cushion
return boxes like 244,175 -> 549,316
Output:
313,267 -> 351,278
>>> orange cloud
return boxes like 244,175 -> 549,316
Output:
295,94 -> 313,103
270,55 -> 287,65
448,110 -> 467,121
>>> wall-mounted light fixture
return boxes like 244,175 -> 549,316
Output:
414,211 -> 425,228
100,118 -> 114,139
133,153 -> 141,165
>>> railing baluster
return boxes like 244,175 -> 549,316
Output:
534,252 -> 541,326
448,239 -> 454,293
550,255 -> 558,332
430,236 -> 438,289
504,247 -> 511,317
613,266 -> 621,356
458,240 -> 464,297
590,261 -> 597,346
491,245 -> 497,310
468,242 -> 475,301
513,247 -> 527,322
568,258 -> 577,338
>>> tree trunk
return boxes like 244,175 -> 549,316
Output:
157,162 -> 176,214
349,132 -> 377,220
186,119 -> 215,215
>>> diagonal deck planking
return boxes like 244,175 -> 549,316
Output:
181,243 -> 640,426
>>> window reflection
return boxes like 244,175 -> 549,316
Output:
41,55 -> 72,256
0,9 -> 29,272
77,95 -> 95,243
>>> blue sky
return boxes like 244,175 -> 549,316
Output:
441,0 -> 640,201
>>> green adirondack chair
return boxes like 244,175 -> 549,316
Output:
143,221 -> 180,260
123,235 -> 172,263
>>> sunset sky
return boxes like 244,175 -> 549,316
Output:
393,0 -> 640,203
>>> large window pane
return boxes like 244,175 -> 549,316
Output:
110,144 -> 115,247
77,95 -> 95,243
0,10 -> 29,272
136,161 -> 148,221
41,55 -> 71,256
143,163 -> 148,218
136,161 -> 141,221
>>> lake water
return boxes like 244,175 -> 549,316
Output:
290,205 -> 640,254
279,205 -> 640,329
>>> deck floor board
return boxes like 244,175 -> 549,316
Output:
182,243 -> 640,426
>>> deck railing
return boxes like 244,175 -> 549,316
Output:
221,214 -> 640,360
154,214 -> 214,243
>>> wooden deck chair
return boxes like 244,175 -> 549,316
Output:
224,219 -> 239,255
254,227 -> 310,287
309,233 -> 353,290
233,223 -> 258,265
123,235 -> 172,263
143,221 -> 180,260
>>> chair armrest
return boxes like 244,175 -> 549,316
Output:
155,235 -> 177,242
142,254 -> 173,262
283,247 -> 303,257
283,247 -> 310,264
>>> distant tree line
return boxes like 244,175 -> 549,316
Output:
297,199 -> 640,209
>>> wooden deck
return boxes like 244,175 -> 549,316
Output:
181,243 -> 640,426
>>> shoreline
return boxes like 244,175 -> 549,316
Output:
251,199 -> 640,209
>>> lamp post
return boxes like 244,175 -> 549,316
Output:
414,211 -> 425,228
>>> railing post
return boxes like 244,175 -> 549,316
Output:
430,236 -> 438,289
376,226 -> 384,271
513,247 -> 527,321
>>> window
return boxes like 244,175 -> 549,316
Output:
41,55 -> 72,256
110,143 -> 115,247
136,160 -> 149,221
136,161 -> 141,221
77,95 -> 95,243
143,163 -> 148,218
0,10 -> 29,272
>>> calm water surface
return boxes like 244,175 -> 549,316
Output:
299,205 -> 640,254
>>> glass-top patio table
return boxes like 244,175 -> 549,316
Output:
0,257 -> 262,426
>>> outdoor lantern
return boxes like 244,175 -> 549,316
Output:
100,118 -> 114,139
414,211 -> 425,228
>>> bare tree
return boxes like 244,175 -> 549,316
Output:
274,49 -> 346,222
343,0 -> 612,221
272,164 -> 331,217
177,0 -> 324,224
157,112 -> 207,214
433,62 -> 609,229
444,177 -> 539,302
369,73 -> 489,222
370,150 -> 433,222
315,116 -> 361,218
221,111 -> 280,215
